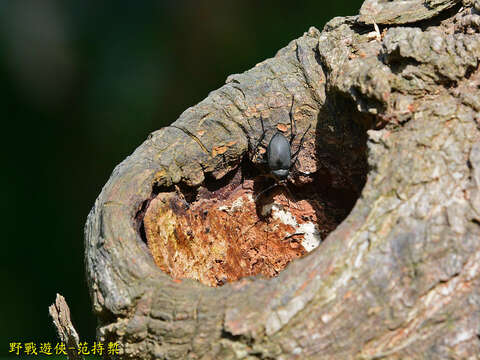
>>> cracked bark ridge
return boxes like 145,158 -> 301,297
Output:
85,1 -> 480,358
359,0 -> 461,25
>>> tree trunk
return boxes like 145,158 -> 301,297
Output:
84,0 -> 480,358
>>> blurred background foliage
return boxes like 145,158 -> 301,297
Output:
0,0 -> 363,353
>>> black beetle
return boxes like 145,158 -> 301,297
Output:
267,132 -> 292,181
251,99 -> 311,199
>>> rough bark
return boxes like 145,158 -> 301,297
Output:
85,0 -> 480,358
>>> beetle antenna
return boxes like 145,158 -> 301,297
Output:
254,182 -> 278,202
254,180 -> 298,203
283,182 -> 296,201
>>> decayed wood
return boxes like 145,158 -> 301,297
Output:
85,0 -> 480,358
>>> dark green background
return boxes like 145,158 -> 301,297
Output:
1,0 -> 363,354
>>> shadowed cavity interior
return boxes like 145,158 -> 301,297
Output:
140,105 -> 369,286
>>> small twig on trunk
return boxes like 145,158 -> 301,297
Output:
48,293 -> 84,360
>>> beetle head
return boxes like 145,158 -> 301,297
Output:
271,169 -> 289,181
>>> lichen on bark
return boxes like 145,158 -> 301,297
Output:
85,1 -> 480,358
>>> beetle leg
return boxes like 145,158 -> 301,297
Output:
251,116 -> 267,163
291,124 -> 312,168
289,96 -> 297,145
